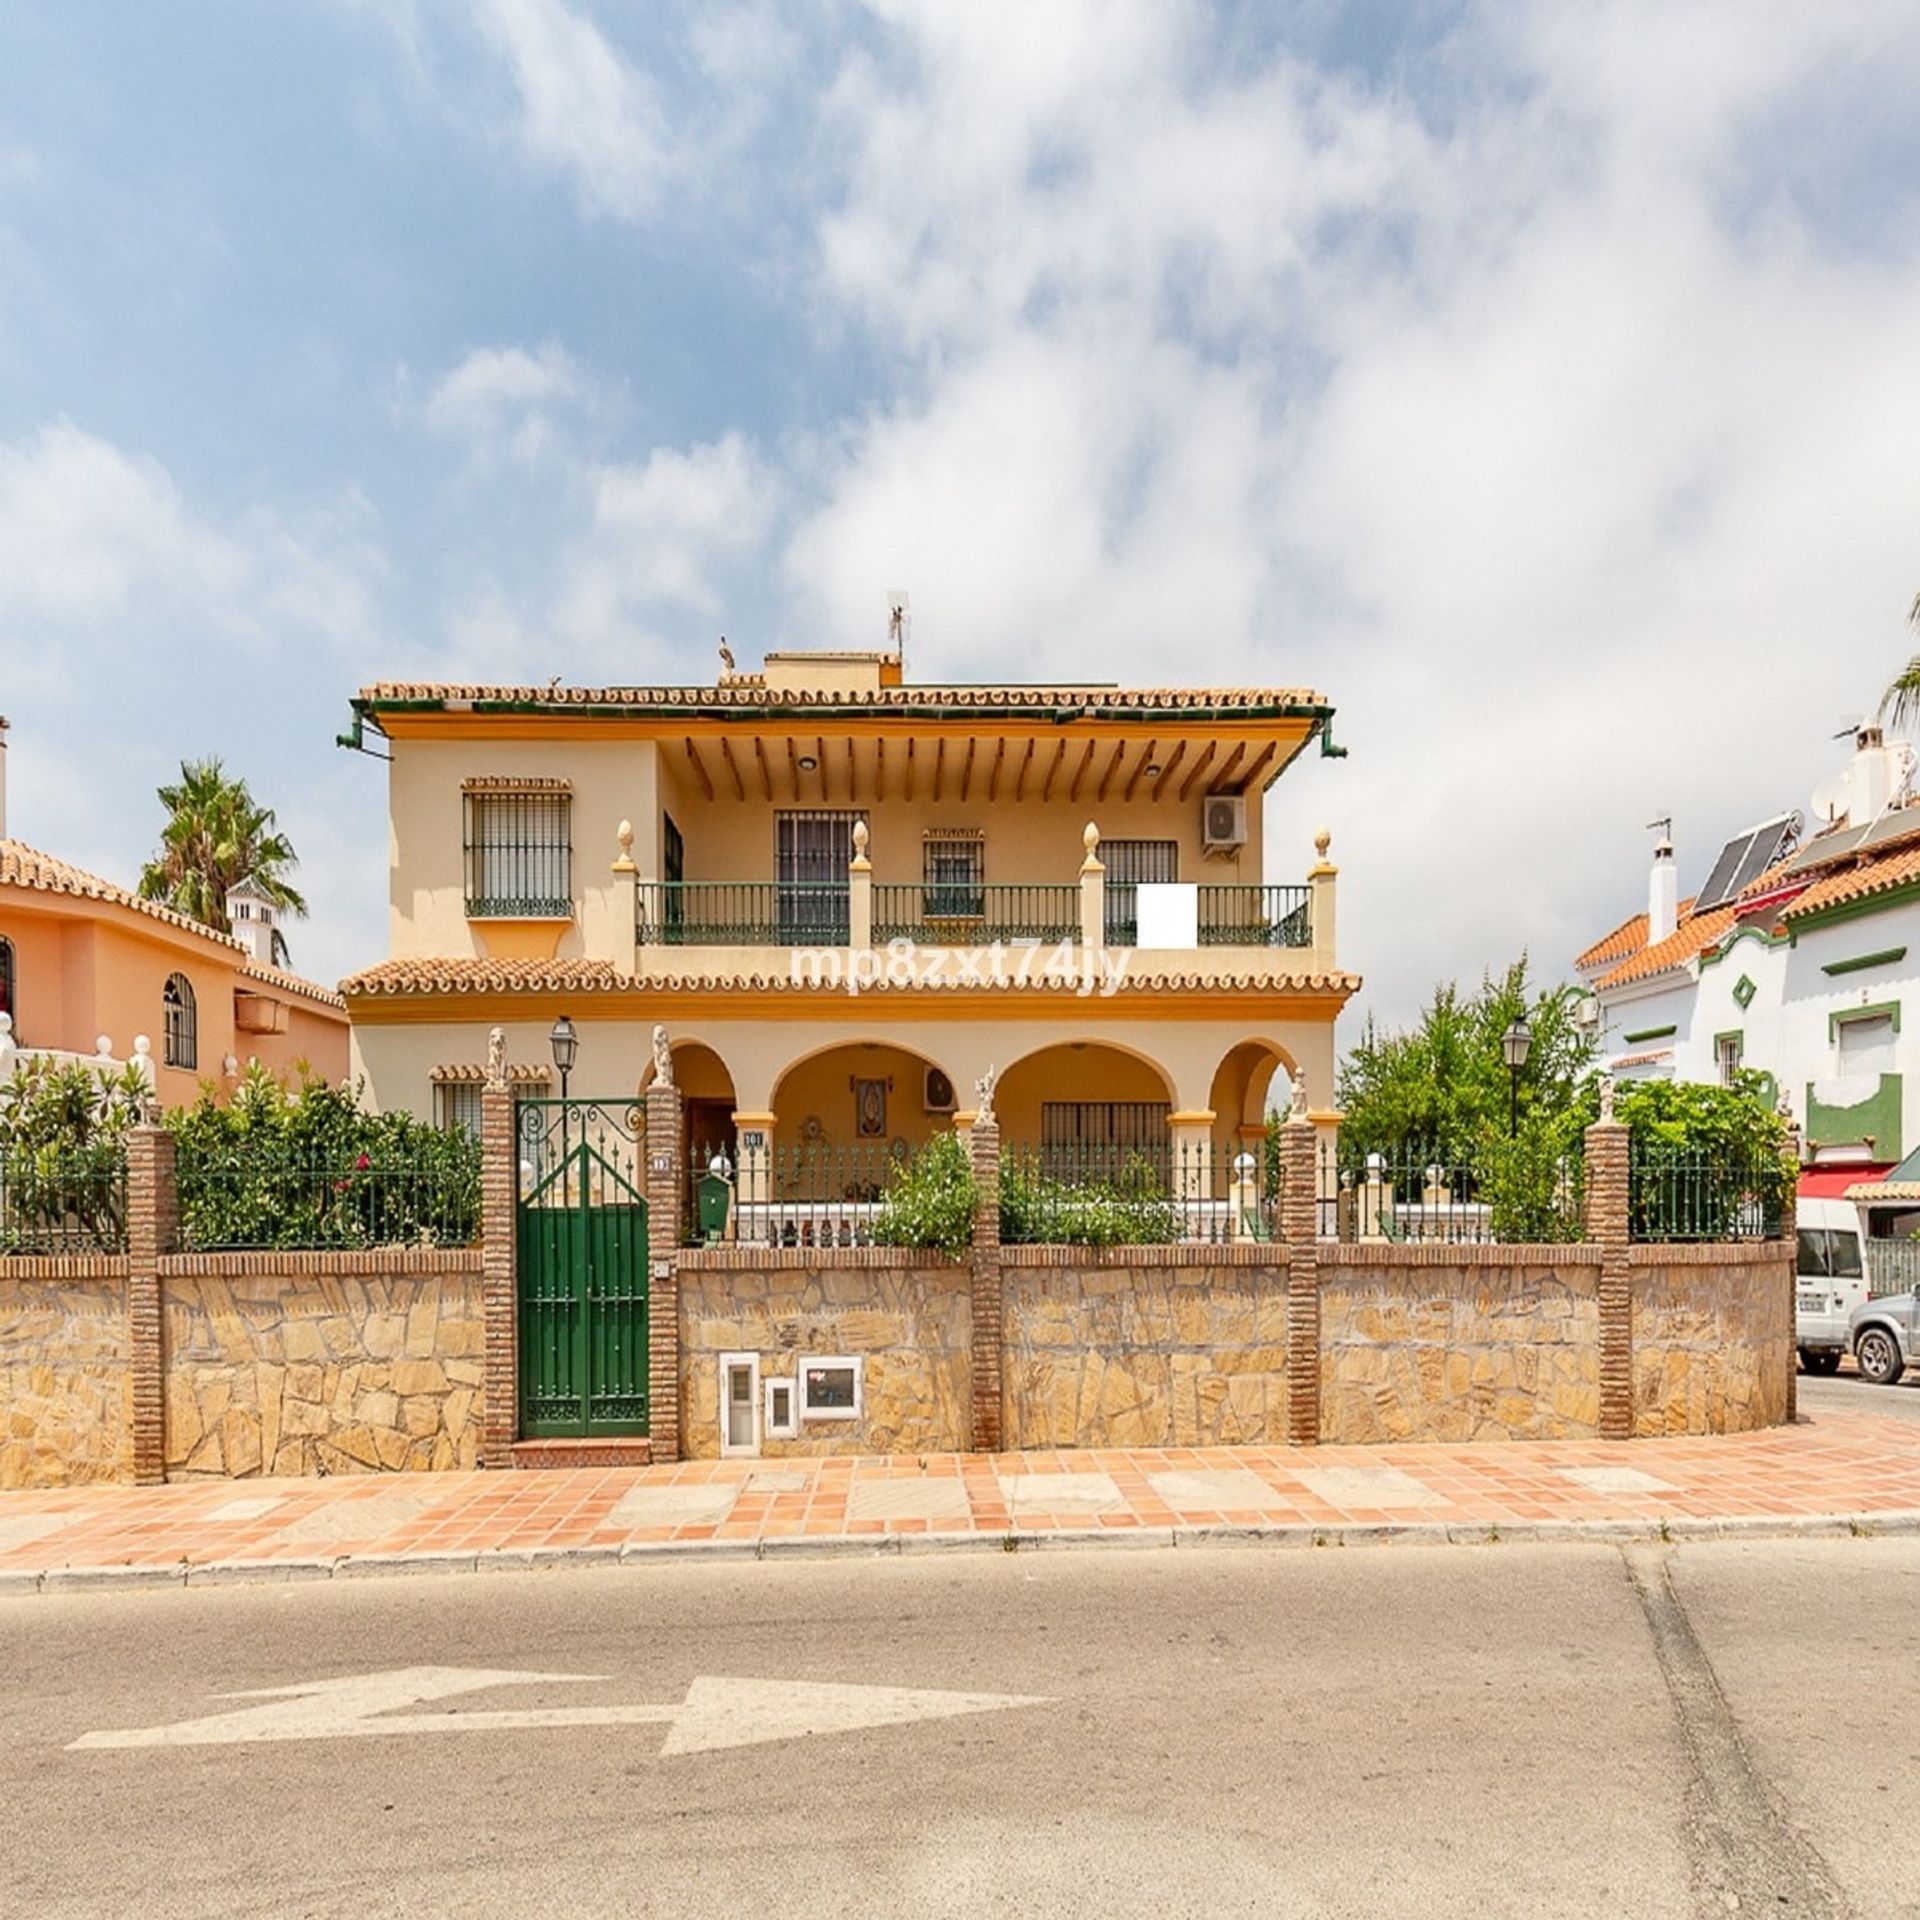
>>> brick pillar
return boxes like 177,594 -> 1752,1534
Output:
125,1125 -> 176,1485
1277,1115 -> 1320,1446
1585,1119 -> 1632,1441
969,1119 -> 1003,1452
644,1081 -> 683,1463
1780,1117 -> 1801,1425
480,1082 -> 518,1468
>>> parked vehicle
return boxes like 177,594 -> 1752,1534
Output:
1797,1198 -> 1868,1374
1848,1287 -> 1920,1386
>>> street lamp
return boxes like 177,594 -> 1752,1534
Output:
1501,1013 -> 1533,1135
549,1014 -> 578,1102
550,1015 -> 579,1206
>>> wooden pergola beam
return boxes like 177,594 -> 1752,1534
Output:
1122,738 -> 1159,804
1151,741 -> 1188,800
1014,737 -> 1036,801
875,735 -> 887,802
904,738 -> 917,803
717,737 -> 746,803
958,737 -> 978,802
1234,742 -> 1278,793
1095,741 -> 1127,804
752,736 -> 773,802
1177,741 -> 1219,801
985,737 -> 1006,801
1042,738 -> 1069,801
684,739 -> 715,803
785,737 -> 800,802
932,738 -> 946,803
1211,742 -> 1248,791
1068,739 -> 1098,803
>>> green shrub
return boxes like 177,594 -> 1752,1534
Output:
173,1063 -> 480,1250
871,1131 -> 978,1255
1469,1112 -> 1585,1244
0,1055 -> 148,1251
1000,1150 -> 1184,1246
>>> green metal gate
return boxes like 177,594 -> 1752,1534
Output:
516,1098 -> 650,1437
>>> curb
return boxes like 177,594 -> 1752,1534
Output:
5,1508 -> 1920,1594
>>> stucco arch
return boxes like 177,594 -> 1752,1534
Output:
992,1038 -> 1178,1149
769,1036 -> 960,1155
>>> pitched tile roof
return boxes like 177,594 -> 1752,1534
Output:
1576,900 -> 1698,973
339,956 -> 1362,998
1,838 -> 246,950
358,680 -> 1330,717
235,962 -> 347,1013
2,838 -> 345,1009
1782,836 -> 1920,922
1590,859 -> 1798,990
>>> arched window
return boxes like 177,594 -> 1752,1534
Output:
163,973 -> 197,1070
0,937 -> 13,1036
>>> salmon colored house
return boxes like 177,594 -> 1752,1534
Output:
341,647 -> 1356,1187
0,720 -> 348,1106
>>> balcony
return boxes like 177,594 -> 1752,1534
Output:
635,877 -> 1312,951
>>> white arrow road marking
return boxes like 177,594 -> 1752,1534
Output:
68,1667 -> 1048,1755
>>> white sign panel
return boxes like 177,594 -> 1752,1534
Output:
1134,882 -> 1198,949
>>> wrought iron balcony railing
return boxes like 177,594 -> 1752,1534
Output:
871,883 -> 1080,945
636,881 -> 850,947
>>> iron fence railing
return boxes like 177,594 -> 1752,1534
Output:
1629,1145 -> 1789,1243
1002,1139 -> 1277,1246
636,881 -> 849,946
723,1140 -> 924,1248
0,1142 -> 129,1253
872,883 -> 1080,945
1315,1141 -> 1586,1244
1195,885 -> 1312,948
176,1139 -> 482,1251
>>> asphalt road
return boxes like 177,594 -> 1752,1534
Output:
3,1538 -> 1913,1919
1798,1361 -> 1920,1424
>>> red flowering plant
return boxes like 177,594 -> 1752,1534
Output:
172,1064 -> 480,1251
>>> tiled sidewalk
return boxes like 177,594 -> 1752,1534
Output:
6,1412 -> 1920,1590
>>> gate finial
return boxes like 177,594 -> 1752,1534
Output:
652,1024 -> 675,1089
486,1026 -> 507,1092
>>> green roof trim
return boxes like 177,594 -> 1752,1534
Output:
1623,1023 -> 1678,1044
1732,974 -> 1757,1009
1822,946 -> 1908,978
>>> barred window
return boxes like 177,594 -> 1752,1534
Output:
923,836 -> 984,917
163,972 -> 197,1070
464,791 -> 572,918
435,1081 -> 484,1137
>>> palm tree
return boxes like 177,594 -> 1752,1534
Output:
1878,593 -> 1920,730
137,759 -> 308,938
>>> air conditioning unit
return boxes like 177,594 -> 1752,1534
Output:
924,1066 -> 956,1114
1202,793 -> 1247,853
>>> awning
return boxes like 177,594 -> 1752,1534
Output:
1799,1166 -> 1894,1200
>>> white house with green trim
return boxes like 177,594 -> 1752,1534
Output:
1576,724 -> 1920,1180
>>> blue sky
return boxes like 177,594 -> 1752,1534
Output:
4,1 -> 1919,1030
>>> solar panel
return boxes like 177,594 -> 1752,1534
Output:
1693,835 -> 1752,912
1725,815 -> 1796,898
1694,814 -> 1794,910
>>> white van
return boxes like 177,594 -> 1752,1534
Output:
1796,1197 -> 1868,1373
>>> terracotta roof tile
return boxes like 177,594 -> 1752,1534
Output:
2,839 -> 344,1008
2,838 -> 247,950
1576,899 -> 1698,973
1590,859 -> 1800,990
340,956 -> 1361,999
359,680 -> 1328,716
1783,838 -> 1920,922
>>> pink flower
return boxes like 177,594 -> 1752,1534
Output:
355,1152 -> 370,1171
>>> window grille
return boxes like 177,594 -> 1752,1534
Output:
775,810 -> 863,942
464,791 -> 572,918
1039,1100 -> 1171,1182
1100,840 -> 1178,944
163,973 -> 197,1070
1716,1034 -> 1743,1087
922,836 -> 985,917
434,1081 -> 484,1138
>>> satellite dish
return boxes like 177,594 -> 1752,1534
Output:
1810,774 -> 1850,828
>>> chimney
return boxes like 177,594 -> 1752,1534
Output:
0,715 -> 9,840
1648,825 -> 1678,947
1852,721 -> 1891,824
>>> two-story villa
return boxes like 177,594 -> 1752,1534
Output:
341,649 -> 1356,1192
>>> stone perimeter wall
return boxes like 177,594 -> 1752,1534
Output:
1630,1244 -> 1793,1438
0,1257 -> 133,1489
676,1248 -> 971,1460
161,1253 -> 486,1477
1318,1247 -> 1604,1444
1001,1247 -> 1290,1450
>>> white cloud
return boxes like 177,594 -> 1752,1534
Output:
558,431 -> 778,638
0,422 -> 380,653
774,1 -> 1920,1032
473,0 -> 668,220
413,340 -> 588,466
